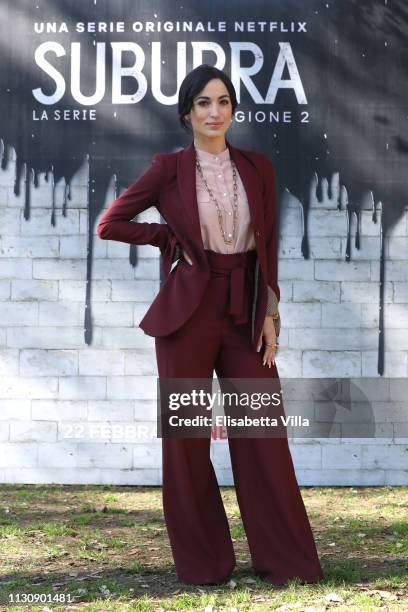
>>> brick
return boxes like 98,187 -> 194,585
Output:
60,236 -> 107,258
75,442 -> 132,468
322,444 -> 364,470
0,376 -> 58,399
279,208 -> 303,236
33,259 -> 86,280
384,471 -> 408,485
12,280 -> 58,301
280,303 -> 321,327
272,350 -> 302,377
37,442 -> 77,468
277,281 -> 293,301
132,442 -> 162,468
290,444 -> 322,469
341,281 -> 393,303
59,376 -> 106,400
279,260 -> 314,281
1,236 -> 59,258
88,400 -> 134,422
125,350 -> 157,376
0,399 -> 31,420
308,210 -> 347,236
101,327 -> 155,349
296,469 -> 385,486
294,281 -> 340,303
341,236 -> 382,260
0,443 -> 38,467
107,376 -> 157,401
388,237 -> 408,260
362,444 -> 408,469
6,326 -> 102,349
133,302 -> 154,324
20,349 -> 78,376
361,303 -> 408,328
362,351 -> 407,377
372,261 -> 408,281
39,302 -> 83,326
133,400 -> 159,421
90,302 -> 133,327
322,303 -> 361,327
0,207 -> 21,234
279,237 -> 342,259
360,210 -> 382,236
0,280 -> 11,300
0,259 -> 32,279
79,349 -> 125,375
315,260 -> 370,281
111,280 -> 157,302
0,349 -> 19,375
32,400 -> 87,421
10,420 -> 57,442
384,330 -> 408,351
97,469 -> 161,486
389,379 -> 408,402
59,279 -> 111,302
0,302 -> 37,326
302,351 -> 361,378
21,208 -> 79,235
92,259 -> 136,280
394,282 -> 408,303
291,328 -> 377,350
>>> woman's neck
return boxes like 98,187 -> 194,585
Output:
193,136 -> 227,155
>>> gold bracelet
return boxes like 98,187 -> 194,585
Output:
266,312 -> 280,320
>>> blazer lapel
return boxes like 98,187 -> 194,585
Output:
227,140 -> 261,230
177,141 -> 205,251
177,138 -> 261,253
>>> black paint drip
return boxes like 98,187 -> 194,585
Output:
1,0 -> 407,377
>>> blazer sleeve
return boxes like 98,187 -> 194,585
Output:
97,153 -> 179,274
261,154 -> 281,335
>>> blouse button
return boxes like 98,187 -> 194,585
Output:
218,174 -> 222,178
223,192 -> 227,196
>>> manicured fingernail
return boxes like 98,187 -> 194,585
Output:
268,363 -> 271,368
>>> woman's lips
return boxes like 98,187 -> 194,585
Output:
207,123 -> 223,128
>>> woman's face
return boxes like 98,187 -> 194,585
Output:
185,78 -> 233,140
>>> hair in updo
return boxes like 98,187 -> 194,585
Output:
178,64 -> 238,132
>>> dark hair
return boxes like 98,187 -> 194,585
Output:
178,64 -> 238,132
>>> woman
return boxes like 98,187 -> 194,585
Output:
97,64 -> 324,587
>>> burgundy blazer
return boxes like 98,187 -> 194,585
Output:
97,138 -> 280,351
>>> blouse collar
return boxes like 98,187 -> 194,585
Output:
194,142 -> 230,164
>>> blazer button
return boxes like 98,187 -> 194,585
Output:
255,229 -> 261,237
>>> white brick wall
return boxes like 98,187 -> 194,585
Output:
0,147 -> 407,485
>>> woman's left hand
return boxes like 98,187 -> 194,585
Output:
256,316 -> 279,367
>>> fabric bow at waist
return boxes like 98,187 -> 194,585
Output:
205,249 -> 257,325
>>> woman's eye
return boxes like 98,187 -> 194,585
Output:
196,100 -> 229,106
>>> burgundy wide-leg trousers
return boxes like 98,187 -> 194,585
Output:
155,249 -> 324,586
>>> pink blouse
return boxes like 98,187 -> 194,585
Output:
194,145 -> 279,319
195,145 -> 256,253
